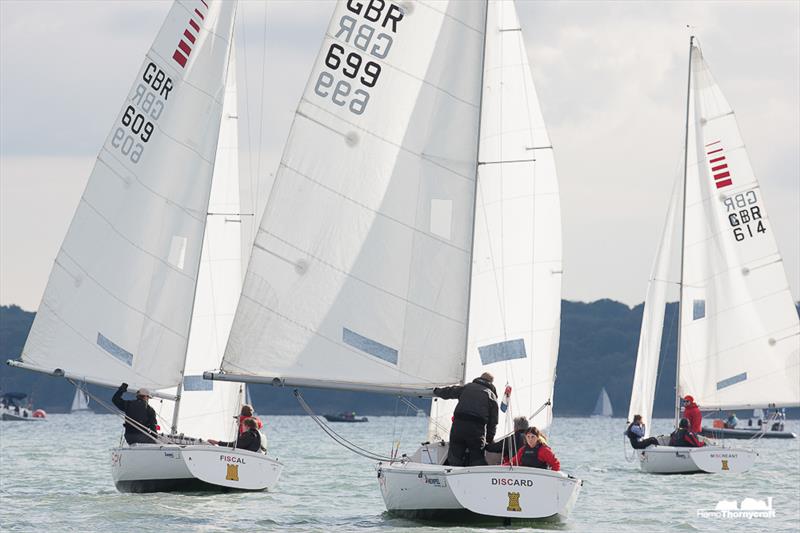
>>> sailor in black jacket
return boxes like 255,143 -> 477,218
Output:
112,382 -> 158,444
433,372 -> 499,466
209,417 -> 263,453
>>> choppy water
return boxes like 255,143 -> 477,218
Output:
1,414 -> 798,532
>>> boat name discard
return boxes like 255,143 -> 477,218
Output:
220,455 -> 246,464
110,62 -> 173,165
313,1 -> 404,116
492,478 -> 533,487
723,189 -> 766,243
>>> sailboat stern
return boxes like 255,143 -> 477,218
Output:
638,445 -> 756,474
377,462 -> 581,521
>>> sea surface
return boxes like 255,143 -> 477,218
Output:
1,413 -> 798,532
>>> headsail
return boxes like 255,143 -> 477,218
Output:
155,44 -> 244,441
220,1 -> 488,394
18,0 -> 238,392
678,43 -> 800,409
428,0 -> 562,440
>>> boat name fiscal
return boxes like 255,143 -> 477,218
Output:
219,455 -> 246,464
313,1 -> 404,116
723,190 -> 766,242
110,62 -> 173,165
491,478 -> 534,487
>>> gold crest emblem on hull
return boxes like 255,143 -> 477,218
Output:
507,491 -> 521,512
721,459 -> 729,471
226,464 -> 239,481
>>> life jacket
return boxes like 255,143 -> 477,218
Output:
519,443 -> 548,469
239,415 -> 263,434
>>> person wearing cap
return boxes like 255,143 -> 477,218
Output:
485,416 -> 529,461
112,382 -> 158,444
433,372 -> 499,466
669,417 -> 705,447
682,395 -> 702,433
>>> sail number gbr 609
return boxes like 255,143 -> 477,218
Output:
314,1 -> 404,115
110,62 -> 173,164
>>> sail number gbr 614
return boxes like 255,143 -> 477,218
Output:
313,1 -> 404,115
724,190 -> 766,242
110,62 -> 173,164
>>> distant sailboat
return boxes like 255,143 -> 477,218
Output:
591,388 -> 613,418
70,388 -> 91,413
626,36 -> 799,474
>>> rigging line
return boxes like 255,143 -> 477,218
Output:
294,390 -> 394,461
398,396 -> 449,436
254,2 -> 269,205
237,4 -> 256,231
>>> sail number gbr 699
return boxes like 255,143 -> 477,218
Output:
313,1 -> 404,115
111,62 -> 173,164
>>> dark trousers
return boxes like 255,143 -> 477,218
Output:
448,419 -> 487,466
125,431 -> 157,445
631,437 -> 659,449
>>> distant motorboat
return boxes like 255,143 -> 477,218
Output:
0,392 -> 46,421
323,413 -> 368,423
591,387 -> 613,418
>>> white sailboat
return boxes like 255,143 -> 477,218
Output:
70,387 -> 91,413
627,36 -> 799,475
8,0 -> 281,492
591,388 -> 613,418
207,0 -> 580,520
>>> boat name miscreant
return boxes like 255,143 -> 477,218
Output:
710,453 -> 738,459
219,455 -> 246,464
492,478 -> 533,487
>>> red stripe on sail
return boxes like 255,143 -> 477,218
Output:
195,8 -> 205,20
705,140 -> 721,147
184,29 -> 196,44
711,164 -> 728,172
178,40 -> 192,56
172,50 -> 187,68
707,148 -> 723,155
715,179 -> 733,189
189,19 -> 200,32
714,171 -> 731,181
709,156 -> 726,164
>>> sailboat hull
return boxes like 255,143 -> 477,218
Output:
637,445 -> 757,474
111,444 -> 282,493
377,462 -> 581,521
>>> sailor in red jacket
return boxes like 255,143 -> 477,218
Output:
683,395 -> 702,433
237,404 -> 263,435
503,427 -> 560,471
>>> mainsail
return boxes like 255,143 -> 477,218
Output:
220,1 -> 488,394
428,0 -> 562,440
17,0 -> 237,391
678,43 -> 800,410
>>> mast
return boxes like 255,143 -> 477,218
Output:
171,10 -> 239,435
674,35 -> 694,426
461,0 -> 491,385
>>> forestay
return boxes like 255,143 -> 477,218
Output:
679,44 -> 800,409
155,45 -> 243,441
20,0 -> 237,391
222,1 -> 486,393
627,179 -> 680,435
428,0 -> 562,441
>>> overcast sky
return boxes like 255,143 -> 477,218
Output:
1,0 -> 798,311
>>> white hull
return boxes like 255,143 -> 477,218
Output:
111,443 -> 282,493
638,445 -> 756,474
377,461 -> 581,521
0,407 -> 44,421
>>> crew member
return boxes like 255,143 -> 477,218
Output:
485,416 -> 529,461
724,412 -> 738,429
112,382 -> 158,444
209,417 -> 263,453
433,372 -> 499,466
237,404 -> 263,434
669,417 -> 705,447
504,427 -> 560,471
626,414 -> 659,449
683,395 -> 702,433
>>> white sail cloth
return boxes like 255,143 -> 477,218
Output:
679,44 -> 800,409
428,0 -> 562,441
156,44 -> 244,441
223,1 -> 487,392
21,0 -> 238,391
